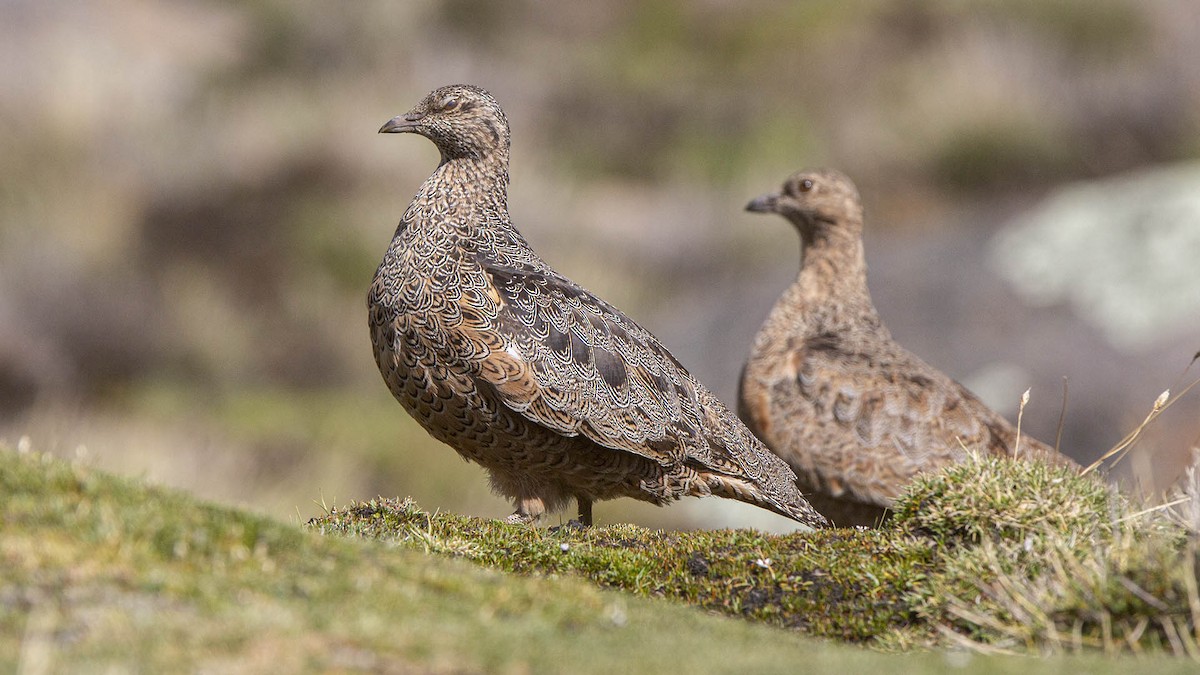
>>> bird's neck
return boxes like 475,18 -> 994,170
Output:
400,152 -> 512,237
760,218 -> 881,343
796,223 -> 869,298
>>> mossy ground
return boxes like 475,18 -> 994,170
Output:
4,443 -> 1200,672
309,497 -> 929,644
310,451 -> 1200,657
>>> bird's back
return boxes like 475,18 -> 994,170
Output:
743,319 -> 1072,521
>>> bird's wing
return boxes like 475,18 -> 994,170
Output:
461,259 -> 778,482
821,348 -> 1002,455
763,333 -> 1020,504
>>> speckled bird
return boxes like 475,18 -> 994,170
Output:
369,84 -> 827,529
739,168 -> 1079,527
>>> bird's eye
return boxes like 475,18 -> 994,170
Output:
440,97 -> 459,111
799,179 -> 814,192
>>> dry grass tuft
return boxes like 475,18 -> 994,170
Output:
896,446 -> 1200,658
894,452 -> 1117,547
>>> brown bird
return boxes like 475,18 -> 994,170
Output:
739,168 -> 1078,527
369,84 -> 827,529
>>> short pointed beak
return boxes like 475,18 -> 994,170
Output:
745,192 -> 779,213
378,113 -> 421,134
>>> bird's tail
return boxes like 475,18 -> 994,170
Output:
707,475 -> 829,530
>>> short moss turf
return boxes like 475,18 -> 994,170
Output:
309,497 -> 929,644
4,444 -> 1199,672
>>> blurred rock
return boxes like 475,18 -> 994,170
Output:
990,163 -> 1200,353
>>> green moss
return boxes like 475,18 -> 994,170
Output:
310,497 -> 929,642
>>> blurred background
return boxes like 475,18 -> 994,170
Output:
2,0 -> 1198,531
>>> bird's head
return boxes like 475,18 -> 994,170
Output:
379,84 -> 510,161
745,168 -> 862,236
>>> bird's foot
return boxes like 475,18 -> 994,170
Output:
504,511 -> 539,525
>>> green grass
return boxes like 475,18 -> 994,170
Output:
4,443 -> 1200,672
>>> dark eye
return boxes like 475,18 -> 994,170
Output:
799,179 -> 814,192
440,97 -> 459,111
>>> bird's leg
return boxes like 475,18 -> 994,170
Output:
504,496 -> 545,525
576,497 -> 593,527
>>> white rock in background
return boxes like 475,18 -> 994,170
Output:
990,163 -> 1200,352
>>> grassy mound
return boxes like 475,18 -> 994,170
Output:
897,454 -> 1200,655
5,442 -> 1200,672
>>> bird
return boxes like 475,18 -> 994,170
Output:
739,168 -> 1079,527
369,84 -> 827,529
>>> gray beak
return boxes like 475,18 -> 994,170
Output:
745,192 -> 779,213
378,113 -> 422,134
